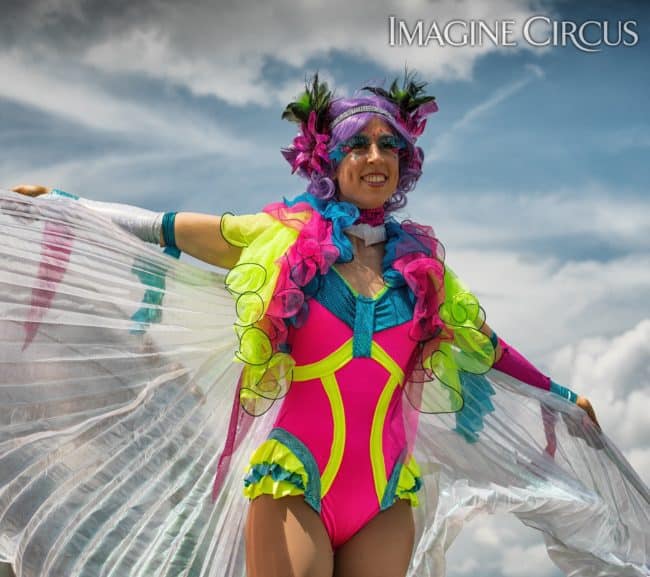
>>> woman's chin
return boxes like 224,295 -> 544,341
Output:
339,191 -> 394,210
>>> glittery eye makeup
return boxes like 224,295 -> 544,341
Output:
377,134 -> 405,152
342,135 -> 370,153
330,133 -> 405,163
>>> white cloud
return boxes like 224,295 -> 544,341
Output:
502,544 -> 555,577
0,51 -> 253,156
451,249 -> 649,357
4,0 -> 555,107
403,187 -> 650,364
408,185 -> 650,251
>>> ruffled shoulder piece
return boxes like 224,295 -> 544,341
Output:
383,219 -> 496,414
219,193 -> 357,415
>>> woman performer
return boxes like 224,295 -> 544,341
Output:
3,73 -> 646,577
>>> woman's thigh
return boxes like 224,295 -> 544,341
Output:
333,500 -> 415,577
245,495 -> 334,577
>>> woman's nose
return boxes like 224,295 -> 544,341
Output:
367,142 -> 381,162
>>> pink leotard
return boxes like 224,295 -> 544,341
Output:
243,268 -> 422,548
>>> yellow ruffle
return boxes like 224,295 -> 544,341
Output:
221,213 -> 301,414
442,265 -> 495,373
221,213 -> 299,324
243,438 -> 309,501
394,456 -> 422,507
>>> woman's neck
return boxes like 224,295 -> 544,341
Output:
356,206 -> 385,226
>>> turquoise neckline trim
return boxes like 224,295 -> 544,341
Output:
313,268 -> 414,350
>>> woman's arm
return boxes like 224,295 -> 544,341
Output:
173,212 -> 241,269
480,322 -> 600,429
12,185 -> 242,269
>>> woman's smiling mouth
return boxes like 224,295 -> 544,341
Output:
361,173 -> 388,186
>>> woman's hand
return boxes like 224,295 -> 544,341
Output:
576,395 -> 601,431
12,184 -> 51,197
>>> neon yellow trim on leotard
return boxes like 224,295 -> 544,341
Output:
291,340 -> 351,497
320,373 -> 346,498
369,373 -> 401,503
370,341 -> 405,382
293,339 -> 412,502
368,342 -> 406,503
290,339 -> 407,501
292,339 -> 354,382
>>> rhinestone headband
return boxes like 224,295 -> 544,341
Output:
329,105 -> 394,130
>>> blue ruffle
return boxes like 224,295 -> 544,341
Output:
285,192 -> 359,262
243,462 -> 306,490
381,454 -> 423,510
382,219 -> 436,288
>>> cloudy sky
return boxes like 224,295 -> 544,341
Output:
1,0 -> 648,576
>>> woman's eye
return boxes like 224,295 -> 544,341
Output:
347,136 -> 369,149
378,136 -> 402,150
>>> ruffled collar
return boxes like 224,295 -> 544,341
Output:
283,193 -> 435,290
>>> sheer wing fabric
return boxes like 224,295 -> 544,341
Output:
0,190 -> 647,577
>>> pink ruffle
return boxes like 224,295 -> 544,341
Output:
391,220 -> 449,345
283,111 -> 330,176
261,201 -> 339,350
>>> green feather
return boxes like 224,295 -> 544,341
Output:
281,73 -> 333,129
362,69 -> 435,118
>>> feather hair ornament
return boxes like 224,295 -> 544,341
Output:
281,73 -> 333,131
362,69 -> 438,138
281,74 -> 334,176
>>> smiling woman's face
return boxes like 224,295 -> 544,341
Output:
334,117 -> 401,210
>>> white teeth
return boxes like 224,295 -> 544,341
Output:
362,175 -> 387,183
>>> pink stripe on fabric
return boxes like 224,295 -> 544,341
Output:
23,221 -> 74,350
212,374 -> 254,501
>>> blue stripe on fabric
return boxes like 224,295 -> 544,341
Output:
50,188 -> 80,200
129,247 -> 180,334
454,372 -> 496,443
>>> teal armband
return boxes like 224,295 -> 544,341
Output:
162,212 -> 178,249
550,381 -> 578,403
50,188 -> 80,200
